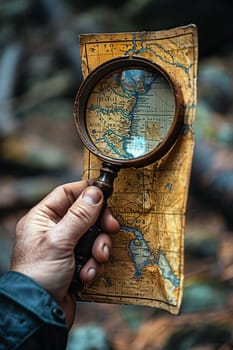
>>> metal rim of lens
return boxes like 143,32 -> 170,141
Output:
74,56 -> 184,168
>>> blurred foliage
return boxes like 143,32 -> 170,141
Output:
67,325 -> 112,350
182,280 -> 227,313
164,322 -> 232,350
0,0 -> 233,349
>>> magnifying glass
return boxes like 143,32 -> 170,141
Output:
70,56 -> 183,293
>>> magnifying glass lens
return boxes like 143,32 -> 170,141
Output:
85,67 -> 176,161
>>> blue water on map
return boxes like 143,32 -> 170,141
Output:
121,225 -> 180,288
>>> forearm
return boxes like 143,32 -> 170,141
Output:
0,272 -> 68,350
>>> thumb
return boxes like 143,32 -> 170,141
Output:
50,186 -> 103,246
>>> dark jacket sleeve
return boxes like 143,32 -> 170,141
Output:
0,271 -> 68,350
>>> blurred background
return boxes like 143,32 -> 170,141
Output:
0,0 -> 233,349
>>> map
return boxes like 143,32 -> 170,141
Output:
76,26 -> 198,315
86,68 -> 175,160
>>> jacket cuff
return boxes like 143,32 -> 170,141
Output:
0,271 -> 67,328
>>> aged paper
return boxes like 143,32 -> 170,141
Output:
76,25 -> 198,314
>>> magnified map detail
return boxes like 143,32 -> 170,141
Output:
86,68 -> 176,160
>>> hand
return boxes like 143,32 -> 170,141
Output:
10,180 -> 120,327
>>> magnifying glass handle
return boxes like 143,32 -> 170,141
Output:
69,162 -> 119,294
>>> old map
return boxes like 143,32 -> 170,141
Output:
76,25 -> 198,314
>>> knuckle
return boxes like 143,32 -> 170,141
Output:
46,234 -> 65,253
16,216 -> 26,236
68,203 -> 95,226
46,232 -> 59,248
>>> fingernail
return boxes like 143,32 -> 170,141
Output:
82,187 -> 102,205
87,267 -> 96,280
103,244 -> 109,258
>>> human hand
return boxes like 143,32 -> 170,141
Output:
10,180 -> 120,327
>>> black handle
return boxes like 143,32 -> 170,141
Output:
69,162 -> 119,294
